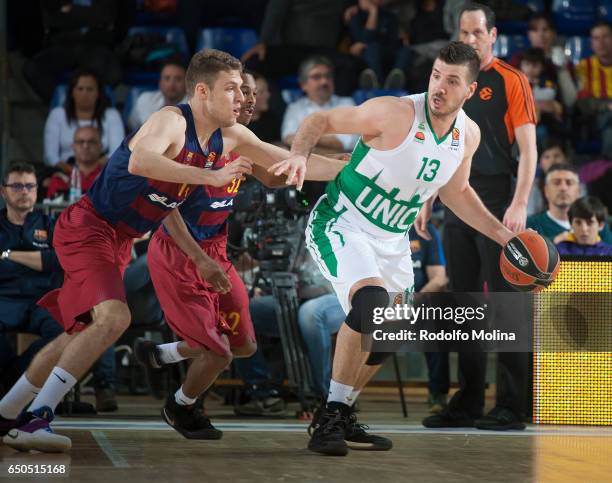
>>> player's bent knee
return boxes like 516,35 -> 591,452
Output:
346,286 -> 389,334
208,350 -> 233,369
94,302 -> 131,335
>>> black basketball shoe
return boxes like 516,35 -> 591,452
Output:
162,396 -> 222,440
133,337 -> 166,399
307,403 -> 349,456
308,401 -> 392,451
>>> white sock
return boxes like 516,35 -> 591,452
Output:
327,380 -> 353,405
175,386 -> 197,406
0,374 -> 41,419
346,389 -> 361,407
158,342 -> 188,364
29,367 -> 77,413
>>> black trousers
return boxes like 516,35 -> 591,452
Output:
442,175 -> 530,418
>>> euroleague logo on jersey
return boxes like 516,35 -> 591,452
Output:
414,131 -> 425,143
479,87 -> 493,101
451,127 -> 460,147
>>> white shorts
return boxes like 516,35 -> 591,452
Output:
306,195 -> 415,314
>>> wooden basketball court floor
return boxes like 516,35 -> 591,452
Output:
1,393 -> 610,483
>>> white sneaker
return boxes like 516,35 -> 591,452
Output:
3,407 -> 71,453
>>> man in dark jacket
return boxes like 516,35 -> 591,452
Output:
0,162 -> 64,394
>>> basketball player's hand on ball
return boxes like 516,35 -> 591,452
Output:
195,258 -> 232,294
503,202 -> 527,233
268,154 -> 307,190
211,158 -> 253,187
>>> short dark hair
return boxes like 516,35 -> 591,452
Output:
541,137 -> 566,155
521,47 -> 546,66
437,41 -> 480,83
160,60 -> 186,73
3,161 -> 36,184
591,20 -> 612,35
545,163 -> 579,184
185,49 -> 242,95
298,56 -> 334,84
527,13 -> 556,32
568,196 -> 608,224
459,3 -> 496,31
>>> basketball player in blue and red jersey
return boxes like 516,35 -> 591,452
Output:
0,51 -> 341,452
133,71 -> 302,439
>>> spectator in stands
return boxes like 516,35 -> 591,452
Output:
527,140 -> 569,216
248,72 -> 282,143
127,62 -> 187,131
518,48 -> 565,144
409,223 -> 449,414
574,21 -> 612,158
556,196 -> 612,256
22,0 -> 125,103
46,127 -> 104,200
0,162 -> 63,395
0,162 -> 118,412
281,56 -> 358,152
44,68 -> 124,171
527,164 -> 612,244
510,13 -> 577,109
241,0 -> 361,95
347,0 -> 411,90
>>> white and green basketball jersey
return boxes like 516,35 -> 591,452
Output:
325,92 -> 466,239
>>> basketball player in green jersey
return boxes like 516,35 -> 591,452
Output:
270,42 -> 517,456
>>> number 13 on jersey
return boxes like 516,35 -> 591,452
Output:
416,157 -> 440,182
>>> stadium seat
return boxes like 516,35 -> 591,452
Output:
127,26 -> 190,60
564,36 -> 593,65
598,0 -> 612,21
281,88 -> 303,105
492,35 -> 529,60
552,0 -> 597,36
196,28 -> 258,59
122,86 -> 158,127
352,89 -> 408,105
49,84 -> 115,110
123,26 -> 190,85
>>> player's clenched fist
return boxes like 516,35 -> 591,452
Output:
209,157 -> 253,187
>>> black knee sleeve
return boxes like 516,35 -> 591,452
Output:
366,351 -> 393,366
345,286 -> 389,334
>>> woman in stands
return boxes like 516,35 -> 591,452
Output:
43,67 -> 125,173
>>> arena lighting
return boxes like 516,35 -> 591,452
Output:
533,257 -> 612,426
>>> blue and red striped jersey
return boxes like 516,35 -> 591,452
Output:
87,104 -> 223,238
177,152 -> 242,242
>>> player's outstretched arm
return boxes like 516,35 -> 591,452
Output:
268,97 -> 394,188
129,109 -> 252,187
229,124 -> 347,186
438,121 -> 514,247
162,210 -> 231,293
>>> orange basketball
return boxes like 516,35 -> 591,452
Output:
500,231 -> 560,292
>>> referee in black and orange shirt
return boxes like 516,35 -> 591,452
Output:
422,3 -> 537,431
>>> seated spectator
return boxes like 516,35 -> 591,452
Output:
127,62 -> 187,131
510,13 -> 577,109
281,56 -> 359,152
527,141 -> 587,216
573,21 -> 612,158
519,48 -> 565,144
22,0 -> 124,103
0,162 -> 118,411
347,0 -> 411,90
527,164 -> 612,244
247,72 -> 282,144
44,68 -> 124,171
46,127 -> 104,200
556,196 -> 612,256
